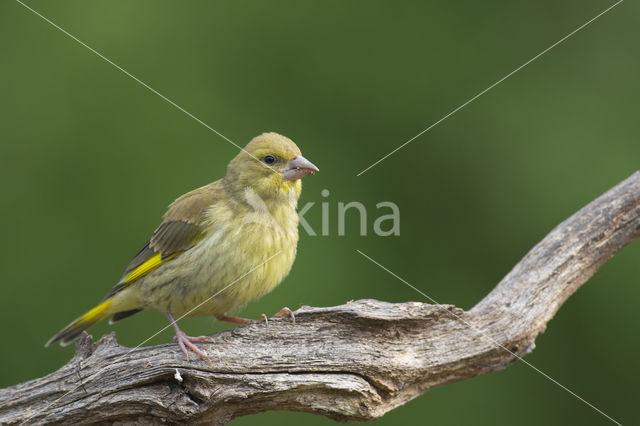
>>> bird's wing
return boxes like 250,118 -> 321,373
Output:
105,181 -> 223,298
119,220 -> 204,283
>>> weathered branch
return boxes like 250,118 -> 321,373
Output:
2,172 -> 639,425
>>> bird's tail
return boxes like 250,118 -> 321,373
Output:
46,299 -> 113,347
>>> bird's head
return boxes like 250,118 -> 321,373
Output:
224,132 -> 319,202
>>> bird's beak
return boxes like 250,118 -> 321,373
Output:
283,155 -> 319,181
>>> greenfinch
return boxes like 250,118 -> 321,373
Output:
46,132 -> 318,359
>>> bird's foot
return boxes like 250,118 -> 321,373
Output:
172,330 -> 212,361
260,306 -> 295,327
165,311 -> 212,361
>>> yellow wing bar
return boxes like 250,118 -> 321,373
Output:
122,252 -> 180,284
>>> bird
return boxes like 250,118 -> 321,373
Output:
46,132 -> 319,360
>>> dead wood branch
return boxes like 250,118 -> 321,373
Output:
1,172 -> 639,425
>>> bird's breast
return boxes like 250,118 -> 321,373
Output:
147,203 -> 300,317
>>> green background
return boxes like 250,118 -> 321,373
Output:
1,1 -> 638,425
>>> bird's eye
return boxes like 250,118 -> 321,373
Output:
263,155 -> 276,165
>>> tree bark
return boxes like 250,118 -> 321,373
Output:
1,172 -> 639,425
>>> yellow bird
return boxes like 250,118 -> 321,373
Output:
46,132 -> 318,359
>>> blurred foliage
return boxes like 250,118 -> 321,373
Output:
0,1 -> 638,425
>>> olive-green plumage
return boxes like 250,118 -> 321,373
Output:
46,133 -> 318,358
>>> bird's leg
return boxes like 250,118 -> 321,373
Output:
261,306 -> 295,327
165,312 -> 212,361
215,314 -> 251,324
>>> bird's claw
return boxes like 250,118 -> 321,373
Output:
172,332 -> 212,361
166,312 -> 212,361
260,307 -> 295,327
274,307 -> 295,324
